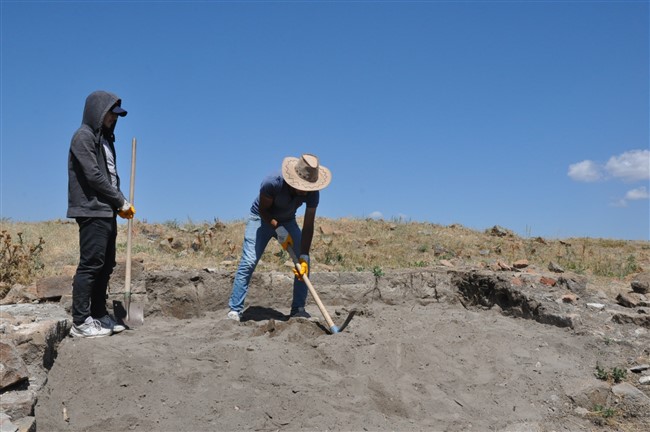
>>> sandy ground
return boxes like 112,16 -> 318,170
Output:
34,295 -> 644,432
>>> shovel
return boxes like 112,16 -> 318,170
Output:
285,247 -> 339,334
113,137 -> 144,328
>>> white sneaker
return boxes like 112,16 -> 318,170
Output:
97,314 -> 126,333
227,310 -> 241,322
70,317 -> 112,338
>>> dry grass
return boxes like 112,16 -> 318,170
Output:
1,217 -> 648,287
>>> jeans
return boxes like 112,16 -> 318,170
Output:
71,217 -> 116,325
228,215 -> 308,313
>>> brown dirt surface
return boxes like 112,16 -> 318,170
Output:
4,218 -> 646,431
35,298 -> 648,432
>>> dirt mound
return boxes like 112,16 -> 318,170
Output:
32,268 -> 650,431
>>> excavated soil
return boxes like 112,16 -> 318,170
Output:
35,301 -> 648,431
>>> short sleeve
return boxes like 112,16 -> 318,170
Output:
305,190 -> 319,208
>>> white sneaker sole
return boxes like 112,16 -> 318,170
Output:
70,329 -> 112,338
226,312 -> 241,322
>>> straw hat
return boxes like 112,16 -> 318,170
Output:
281,154 -> 332,191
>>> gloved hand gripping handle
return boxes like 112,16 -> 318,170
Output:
285,246 -> 339,334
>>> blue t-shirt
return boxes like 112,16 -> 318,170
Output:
250,173 -> 319,222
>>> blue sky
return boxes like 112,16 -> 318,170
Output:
1,0 -> 648,240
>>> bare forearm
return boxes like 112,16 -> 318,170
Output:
301,225 -> 314,255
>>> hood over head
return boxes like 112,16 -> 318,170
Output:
81,90 -> 125,132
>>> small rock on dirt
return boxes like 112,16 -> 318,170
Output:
617,292 -> 639,308
631,272 -> 650,294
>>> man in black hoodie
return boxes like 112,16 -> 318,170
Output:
67,90 -> 135,338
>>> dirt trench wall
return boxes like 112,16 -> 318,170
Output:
106,268 -> 461,320
107,266 -> 603,332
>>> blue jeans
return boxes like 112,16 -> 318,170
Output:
228,215 -> 308,314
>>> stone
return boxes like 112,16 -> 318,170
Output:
0,340 -> 29,390
586,303 -> 605,311
0,390 -> 37,420
561,294 -> 578,303
433,244 -> 449,256
574,407 -> 589,416
540,277 -> 557,287
510,277 -> 524,287
616,292 -> 639,308
14,416 -> 36,432
0,413 -> 18,432
158,239 -> 173,251
557,276 -> 587,293
112,258 -> 145,282
496,261 -> 512,271
34,275 -> 72,300
0,285 -> 36,306
611,312 -> 650,328
640,376 -> 650,385
566,380 -> 610,409
548,261 -> 565,273
631,272 -> 650,294
513,259 -> 529,269
487,225 -> 510,237
0,304 -> 70,379
612,382 -> 650,405
629,364 -> 650,373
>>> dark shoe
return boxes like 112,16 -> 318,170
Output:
290,307 -> 311,319
96,314 -> 126,333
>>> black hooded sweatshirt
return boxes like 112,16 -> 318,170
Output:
67,91 -> 127,218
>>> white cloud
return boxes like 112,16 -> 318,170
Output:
625,186 -> 649,200
605,150 -> 650,181
368,211 -> 383,219
568,160 -> 602,182
610,186 -> 649,207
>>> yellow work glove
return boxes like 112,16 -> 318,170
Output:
117,201 -> 136,219
275,226 -> 293,250
292,254 -> 309,280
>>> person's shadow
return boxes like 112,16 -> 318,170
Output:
241,306 -> 288,322
241,306 -> 357,335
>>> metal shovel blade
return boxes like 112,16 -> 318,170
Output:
113,298 -> 144,329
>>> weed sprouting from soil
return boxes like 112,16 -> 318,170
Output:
593,404 -> 616,419
594,364 -> 628,383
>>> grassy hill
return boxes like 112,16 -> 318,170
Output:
2,218 -> 648,290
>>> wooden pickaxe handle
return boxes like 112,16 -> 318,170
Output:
286,247 -> 339,334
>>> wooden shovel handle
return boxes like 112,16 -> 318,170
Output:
125,138 -> 136,298
286,247 -> 338,332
